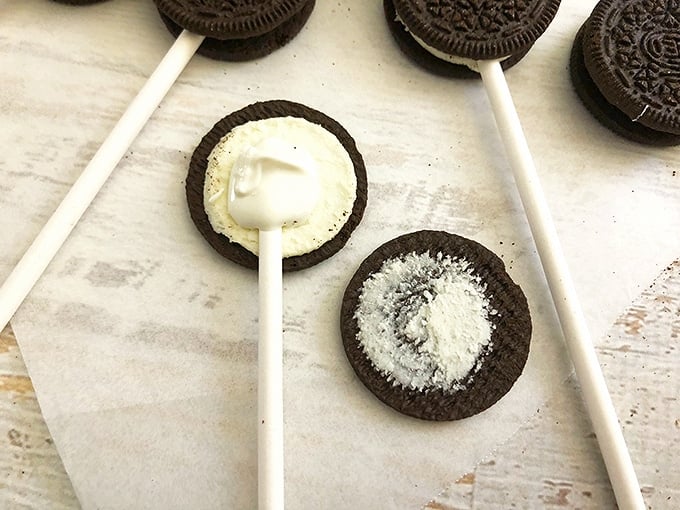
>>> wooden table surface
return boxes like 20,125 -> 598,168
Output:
1,324 -> 78,509
2,260 -> 678,509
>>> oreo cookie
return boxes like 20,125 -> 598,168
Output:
186,100 -> 367,272
385,0 -> 561,76
153,0 -> 315,61
570,0 -> 680,146
341,231 -> 531,421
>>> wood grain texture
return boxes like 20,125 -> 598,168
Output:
0,325 -> 78,510
429,260 -> 680,509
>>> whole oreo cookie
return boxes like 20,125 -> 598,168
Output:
383,0 -> 531,78
341,231 -> 531,421
153,0 -> 315,61
186,100 -> 367,272
385,0 -> 561,76
570,0 -> 680,145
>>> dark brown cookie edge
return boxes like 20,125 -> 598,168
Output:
186,100 -> 368,272
341,230 -> 532,422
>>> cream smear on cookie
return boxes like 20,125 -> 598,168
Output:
204,117 -> 356,257
227,137 -> 319,230
355,251 -> 497,392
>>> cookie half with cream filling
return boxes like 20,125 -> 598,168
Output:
186,100 -> 367,272
341,230 -> 531,421
384,0 -> 560,77
154,0 -> 315,61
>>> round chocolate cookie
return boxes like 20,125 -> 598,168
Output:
386,0 -> 561,75
186,100 -> 367,272
153,0 -> 315,61
341,230 -> 531,421
570,0 -> 680,145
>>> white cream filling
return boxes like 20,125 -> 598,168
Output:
355,251 -> 497,392
394,13 -> 510,71
227,137 -> 319,231
204,117 -> 357,257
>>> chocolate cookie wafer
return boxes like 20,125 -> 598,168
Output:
570,0 -> 680,145
153,0 -> 315,61
341,230 -> 531,421
186,100 -> 367,272
385,0 -> 561,75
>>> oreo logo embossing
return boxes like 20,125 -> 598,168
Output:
641,29 -> 680,106
642,30 -> 680,72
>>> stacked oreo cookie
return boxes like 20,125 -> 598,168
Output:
153,0 -> 316,61
384,0 -> 561,77
570,0 -> 680,145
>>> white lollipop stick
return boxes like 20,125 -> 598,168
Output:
228,138 -> 319,510
0,30 -> 204,331
258,227 -> 285,510
477,59 -> 644,510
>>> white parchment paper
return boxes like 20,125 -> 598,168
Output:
2,1 -> 679,508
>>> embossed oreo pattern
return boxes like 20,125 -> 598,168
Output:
583,0 -> 680,134
153,0 -> 309,38
393,0 -> 561,60
383,0 -> 532,77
